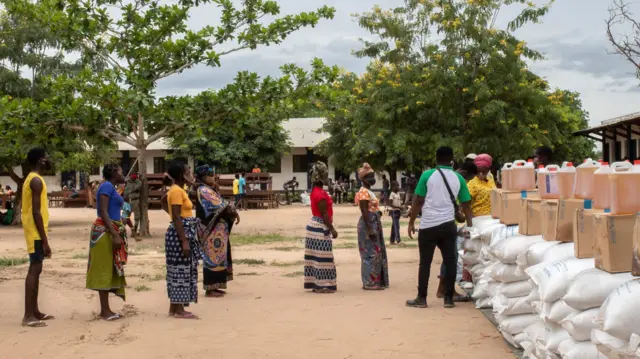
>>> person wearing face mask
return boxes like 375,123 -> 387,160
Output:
86,164 -> 128,321
161,162 -> 200,319
466,154 -> 496,217
355,163 -> 390,290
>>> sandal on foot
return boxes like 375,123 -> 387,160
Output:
103,314 -> 122,321
173,312 -> 198,319
22,320 -> 47,328
38,314 -> 55,321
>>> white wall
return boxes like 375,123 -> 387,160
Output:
0,166 -> 62,192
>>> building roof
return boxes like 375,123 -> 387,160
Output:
573,111 -> 640,139
118,118 -> 329,151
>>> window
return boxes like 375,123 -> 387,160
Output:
292,155 -> 308,173
90,166 -> 101,176
265,157 -> 282,173
615,141 -> 622,161
153,157 -> 166,174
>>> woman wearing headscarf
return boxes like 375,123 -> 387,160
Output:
194,165 -> 240,298
304,162 -> 338,293
467,154 -> 496,216
355,163 -> 389,290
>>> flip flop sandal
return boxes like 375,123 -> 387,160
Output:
22,320 -> 47,327
39,314 -> 55,321
173,312 -> 199,319
103,314 -> 122,321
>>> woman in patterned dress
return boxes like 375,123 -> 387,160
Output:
355,163 -> 389,290
304,161 -> 338,293
194,165 -> 240,298
161,162 -> 200,319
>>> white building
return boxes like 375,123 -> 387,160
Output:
0,118 -> 399,192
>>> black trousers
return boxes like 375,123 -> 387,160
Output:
417,221 -> 458,299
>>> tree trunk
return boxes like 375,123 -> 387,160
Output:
136,146 -> 151,237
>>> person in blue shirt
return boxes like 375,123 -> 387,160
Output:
238,173 -> 246,210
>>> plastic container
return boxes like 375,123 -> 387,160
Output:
511,159 -> 536,190
574,159 -> 600,200
608,161 -> 640,215
557,162 -> 576,199
537,165 -> 560,199
593,163 -> 611,210
501,162 -> 513,190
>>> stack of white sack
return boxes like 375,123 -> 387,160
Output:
464,216 -> 501,305
469,221 -> 520,310
553,269 -> 636,359
591,279 -> 640,358
522,257 -> 595,358
486,234 -> 544,349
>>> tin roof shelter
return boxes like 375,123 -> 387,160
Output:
573,111 -> 640,163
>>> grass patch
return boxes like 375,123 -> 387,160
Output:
235,258 -> 266,266
282,271 -> 304,278
269,260 -> 304,267
233,233 -> 296,246
236,272 -> 260,276
71,253 -> 88,260
0,257 -> 29,267
134,284 -> 151,292
151,271 -> 165,281
271,246 -> 300,252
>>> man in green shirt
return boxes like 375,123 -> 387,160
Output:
406,146 -> 474,309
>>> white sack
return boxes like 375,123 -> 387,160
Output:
498,280 -> 533,298
490,235 -> 544,264
480,223 -> 504,242
558,338 -> 606,359
563,269 -> 635,311
489,224 -> 520,244
492,262 -> 529,283
475,296 -> 492,309
596,279 -> 640,341
498,314 -> 539,335
591,329 -> 632,358
462,250 -> 481,266
463,237 -> 483,252
492,294 -> 536,316
473,216 -> 500,232
472,278 -> 498,299
526,258 -> 595,303
542,323 -> 572,355
560,308 -> 600,342
518,240 -> 561,269
546,300 -> 579,324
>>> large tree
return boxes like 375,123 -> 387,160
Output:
8,0 -> 335,236
0,5 -> 112,224
607,0 -> 640,80
318,0 -> 594,171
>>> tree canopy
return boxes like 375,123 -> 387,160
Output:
316,0 -> 595,172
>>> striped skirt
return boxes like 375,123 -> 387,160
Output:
304,216 -> 337,291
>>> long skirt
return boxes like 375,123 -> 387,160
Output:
201,220 -> 234,291
86,218 -> 127,300
165,217 -> 201,305
304,216 -> 337,291
357,212 -> 390,289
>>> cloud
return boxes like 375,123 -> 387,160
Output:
156,37 -> 367,97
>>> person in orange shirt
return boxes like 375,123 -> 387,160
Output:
252,164 -> 261,173
22,148 -> 54,327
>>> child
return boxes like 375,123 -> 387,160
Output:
388,181 -> 403,245
121,196 -> 135,240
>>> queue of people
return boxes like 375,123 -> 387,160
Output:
18,144 -> 504,328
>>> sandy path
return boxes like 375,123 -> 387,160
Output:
0,205 -> 512,359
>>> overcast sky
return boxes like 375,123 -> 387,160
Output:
156,0 -> 640,126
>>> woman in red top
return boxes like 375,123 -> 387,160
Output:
304,161 -> 338,293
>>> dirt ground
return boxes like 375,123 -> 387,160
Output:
0,205 -> 513,359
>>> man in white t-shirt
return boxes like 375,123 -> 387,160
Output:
406,146 -> 474,309
388,181 -> 403,244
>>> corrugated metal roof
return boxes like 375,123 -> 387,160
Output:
117,117 -> 328,151
574,111 -> 640,136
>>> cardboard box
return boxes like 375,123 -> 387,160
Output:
594,213 -> 635,273
556,198 -> 591,242
519,198 -> 542,235
573,208 -> 604,259
491,189 -> 502,219
541,200 -> 559,241
500,191 -> 538,226
633,213 -> 640,276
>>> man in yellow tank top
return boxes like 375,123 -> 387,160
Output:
21,148 -> 53,328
